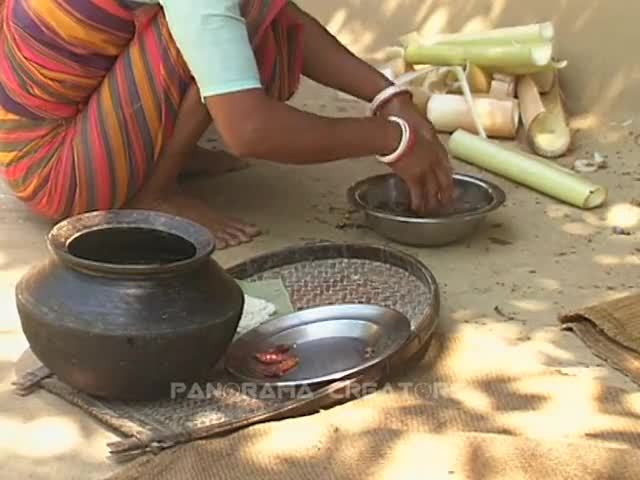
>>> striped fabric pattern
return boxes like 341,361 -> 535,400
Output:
0,0 -> 303,219
243,0 -> 303,101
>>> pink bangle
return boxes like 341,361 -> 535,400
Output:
376,116 -> 415,164
369,85 -> 413,116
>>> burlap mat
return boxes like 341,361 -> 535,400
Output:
107,432 -> 640,480
106,332 -> 640,479
560,293 -> 640,385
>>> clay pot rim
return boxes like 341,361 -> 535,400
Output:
47,209 -> 215,275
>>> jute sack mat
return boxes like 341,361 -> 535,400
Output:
106,332 -> 640,479
560,292 -> 640,385
106,431 -> 640,480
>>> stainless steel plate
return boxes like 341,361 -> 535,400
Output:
224,304 -> 412,387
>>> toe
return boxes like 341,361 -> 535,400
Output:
222,232 -> 241,247
213,235 -> 229,250
236,222 -> 261,237
223,218 -> 261,238
224,225 -> 251,243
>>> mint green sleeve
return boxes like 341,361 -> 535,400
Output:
158,0 -> 262,100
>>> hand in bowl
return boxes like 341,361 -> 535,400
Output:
379,95 -> 454,215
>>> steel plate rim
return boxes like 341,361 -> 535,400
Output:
224,304 -> 412,387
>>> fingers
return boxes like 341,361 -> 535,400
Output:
424,172 -> 440,212
406,177 -> 426,216
392,126 -> 456,214
415,132 -> 454,208
434,162 -> 454,205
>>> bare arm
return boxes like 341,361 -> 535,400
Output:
205,6 -> 454,212
206,89 -> 400,164
205,3 -> 406,165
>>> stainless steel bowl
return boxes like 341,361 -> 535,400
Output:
347,173 -> 506,247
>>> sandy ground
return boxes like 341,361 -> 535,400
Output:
0,78 -> 638,479
2,0 -> 640,477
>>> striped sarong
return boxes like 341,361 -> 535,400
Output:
0,0 -> 303,219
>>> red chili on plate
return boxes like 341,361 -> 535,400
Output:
256,356 -> 300,378
254,344 -> 292,365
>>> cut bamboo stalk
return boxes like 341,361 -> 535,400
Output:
489,80 -> 515,97
517,73 -> 571,158
490,74 -> 517,97
517,76 -> 546,127
379,46 -> 406,61
487,59 -> 568,75
427,94 -> 519,138
395,67 -> 439,87
449,66 -> 487,138
402,22 -> 554,47
449,63 -> 492,94
404,42 -> 553,70
493,73 -> 516,83
373,46 -> 410,80
531,69 -> 555,93
377,57 -> 407,80
467,64 -> 492,92
422,67 -> 457,94
407,87 -> 430,116
448,129 -> 606,209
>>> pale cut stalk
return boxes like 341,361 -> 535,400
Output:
376,57 -> 408,80
516,76 -> 546,128
447,66 -> 487,138
488,59 -> 568,75
404,42 -> 553,69
525,72 -> 572,158
493,74 -> 517,97
489,75 -> 517,98
422,68 -> 458,94
448,130 -> 606,209
407,87 -> 430,116
395,66 -> 439,86
402,22 -> 554,47
399,31 -> 421,49
427,94 -> 519,138
489,80 -> 515,98
368,46 -> 411,82
531,69 -> 555,93
493,73 -> 515,82
381,67 -> 443,115
449,63 -> 492,94
397,65 -> 486,137
379,46 -> 406,62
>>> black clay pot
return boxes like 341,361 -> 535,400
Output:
15,210 -> 244,401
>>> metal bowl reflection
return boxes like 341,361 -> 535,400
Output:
347,173 -> 506,247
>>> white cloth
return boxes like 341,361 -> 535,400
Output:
234,295 -> 277,338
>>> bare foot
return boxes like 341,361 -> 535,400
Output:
181,146 -> 250,177
130,190 -> 261,249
